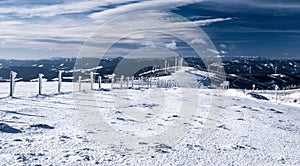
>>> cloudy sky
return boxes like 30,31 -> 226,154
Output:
0,0 -> 299,60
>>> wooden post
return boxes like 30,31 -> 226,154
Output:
131,76 -> 134,89
78,76 -> 82,91
98,76 -> 101,89
175,57 -> 178,71
38,73 -> 44,95
90,72 -> 94,90
275,85 -> 279,103
120,75 -> 124,89
164,59 -> 167,74
141,76 -> 144,88
111,74 -> 115,89
9,71 -> 17,97
58,70 -> 63,93
126,77 -> 129,89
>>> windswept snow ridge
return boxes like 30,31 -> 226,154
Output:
0,81 -> 299,165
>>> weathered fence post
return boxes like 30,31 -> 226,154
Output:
138,77 -> 141,88
120,75 -> 124,89
98,76 -> 101,89
175,57 -> 178,71
90,72 -> 94,90
78,76 -> 82,91
141,76 -> 144,88
58,70 -> 63,93
111,74 -> 115,89
131,76 -> 134,88
275,85 -> 279,103
38,73 -> 44,95
9,71 -> 17,97
164,59 -> 167,74
126,77 -> 129,89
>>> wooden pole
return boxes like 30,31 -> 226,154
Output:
58,70 -> 63,93
131,76 -> 134,89
78,76 -> 82,91
164,60 -> 167,74
126,77 -> 129,89
90,72 -> 94,90
9,71 -> 17,97
38,73 -> 44,95
98,76 -> 101,89
141,76 -> 144,88
175,57 -> 178,71
120,75 -> 124,89
111,74 -> 115,89
275,85 -> 279,103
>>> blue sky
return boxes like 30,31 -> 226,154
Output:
0,0 -> 299,60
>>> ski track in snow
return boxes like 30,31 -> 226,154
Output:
0,81 -> 299,165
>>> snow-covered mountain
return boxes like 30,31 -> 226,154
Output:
0,69 -> 299,165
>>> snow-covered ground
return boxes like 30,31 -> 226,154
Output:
0,74 -> 300,165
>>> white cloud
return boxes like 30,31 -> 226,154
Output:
89,0 -> 204,21
191,38 -> 206,45
0,0 -> 137,18
165,40 -> 177,50
220,44 -> 227,49
191,17 -> 232,26
207,48 -> 219,55
0,21 -> 23,26
0,0 -> 230,59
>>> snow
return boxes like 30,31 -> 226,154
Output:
0,78 -> 299,165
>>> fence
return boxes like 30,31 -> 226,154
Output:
6,71 -> 180,97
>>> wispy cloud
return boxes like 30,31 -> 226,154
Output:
0,0 -> 137,18
1,0 -> 298,59
89,0 -> 204,21
0,21 -> 23,26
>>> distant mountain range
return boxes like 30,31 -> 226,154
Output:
0,57 -> 299,90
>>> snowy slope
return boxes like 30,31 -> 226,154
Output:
0,81 -> 299,165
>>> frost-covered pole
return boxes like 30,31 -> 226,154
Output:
120,75 -> 124,89
98,76 -> 101,89
58,70 -> 63,93
175,57 -> 178,71
275,85 -> 279,103
90,72 -> 94,90
126,77 -> 129,89
252,84 -> 256,92
138,77 -> 141,88
111,74 -> 115,89
38,73 -> 44,95
131,76 -> 134,88
179,57 -> 183,69
78,76 -> 82,91
9,71 -> 17,97
164,59 -> 167,74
